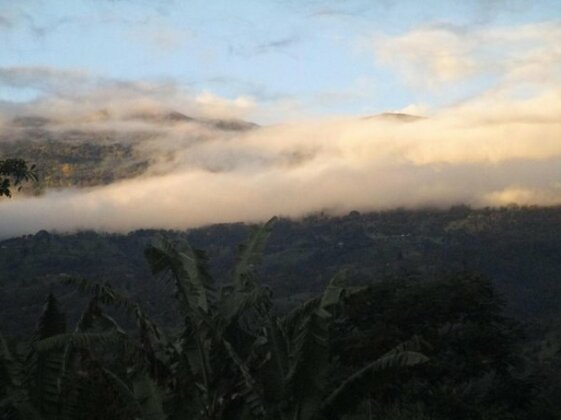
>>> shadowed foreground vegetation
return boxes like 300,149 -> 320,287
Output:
1,219 -> 428,419
1,217 -> 560,419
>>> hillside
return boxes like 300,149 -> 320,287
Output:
1,205 -> 560,337
0,110 -> 257,193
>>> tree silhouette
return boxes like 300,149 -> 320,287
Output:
0,218 -> 427,419
0,158 -> 37,197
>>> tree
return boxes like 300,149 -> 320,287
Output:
0,158 -> 37,197
0,218 -> 427,419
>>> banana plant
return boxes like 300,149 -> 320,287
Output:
144,217 -> 428,420
1,288 -> 168,420
251,273 -> 428,420
1,217 -> 428,420
0,294 -> 66,420
40,283 -> 169,420
142,217 -> 277,419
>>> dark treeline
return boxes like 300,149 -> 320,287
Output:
1,206 -> 561,418
2,205 -> 561,333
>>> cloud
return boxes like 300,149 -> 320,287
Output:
0,66 -> 261,123
255,36 -> 301,54
229,35 -> 302,58
307,8 -> 358,18
310,76 -> 378,107
471,0 -> 531,24
0,66 -> 92,94
20,13 -> 74,38
1,80 -> 561,238
0,14 -> 14,29
0,6 -> 75,38
3,12 -> 561,241
375,26 -> 476,86
126,17 -> 193,53
202,76 -> 286,102
194,92 -> 257,119
372,21 -> 561,89
87,0 -> 175,11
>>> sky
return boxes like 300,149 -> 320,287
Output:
1,0 -> 561,122
1,0 -> 561,237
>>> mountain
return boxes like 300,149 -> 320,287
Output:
206,118 -> 258,131
0,127 -> 151,191
1,206 -> 561,338
0,110 -> 258,192
127,110 -> 195,124
1,109 -> 431,194
128,110 -> 259,131
364,112 -> 426,122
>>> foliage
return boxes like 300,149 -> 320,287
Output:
3,206 -> 561,336
0,158 -> 37,197
0,218 -> 428,419
331,275 -> 558,419
1,209 -> 561,418
0,135 -> 148,193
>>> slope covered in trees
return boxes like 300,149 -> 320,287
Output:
1,206 -> 561,336
0,112 -> 257,194
1,218 -> 559,419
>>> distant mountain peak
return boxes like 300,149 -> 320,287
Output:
127,110 -> 195,124
364,112 -> 426,122
204,118 -> 259,131
7,109 -> 259,135
125,109 -> 258,131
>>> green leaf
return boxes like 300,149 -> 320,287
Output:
31,294 -> 66,342
320,271 -> 347,311
233,217 -> 277,291
26,294 -> 67,418
0,392 -> 44,420
61,276 -> 165,345
320,349 -> 429,420
223,339 -> 266,417
100,368 -> 152,419
133,373 -> 167,420
60,276 -> 136,311
145,237 -> 214,316
0,332 -> 23,388
33,331 -> 126,353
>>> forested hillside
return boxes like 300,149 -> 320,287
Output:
0,111 -> 257,193
1,205 -> 561,336
1,209 -> 561,419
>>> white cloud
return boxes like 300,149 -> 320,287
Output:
375,27 -> 477,86
194,92 -> 257,119
127,20 -> 194,53
0,66 -> 92,93
372,21 -> 561,89
0,66 -> 263,122
1,84 -> 561,237
3,18 -> 561,240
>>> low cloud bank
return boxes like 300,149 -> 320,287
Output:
1,86 -> 561,238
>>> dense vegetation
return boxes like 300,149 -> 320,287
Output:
2,206 -> 561,332
0,220 -> 428,419
0,158 -> 37,197
0,130 -> 150,192
1,207 -> 561,418
0,112 -> 257,194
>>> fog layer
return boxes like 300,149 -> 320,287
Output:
1,86 -> 560,238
